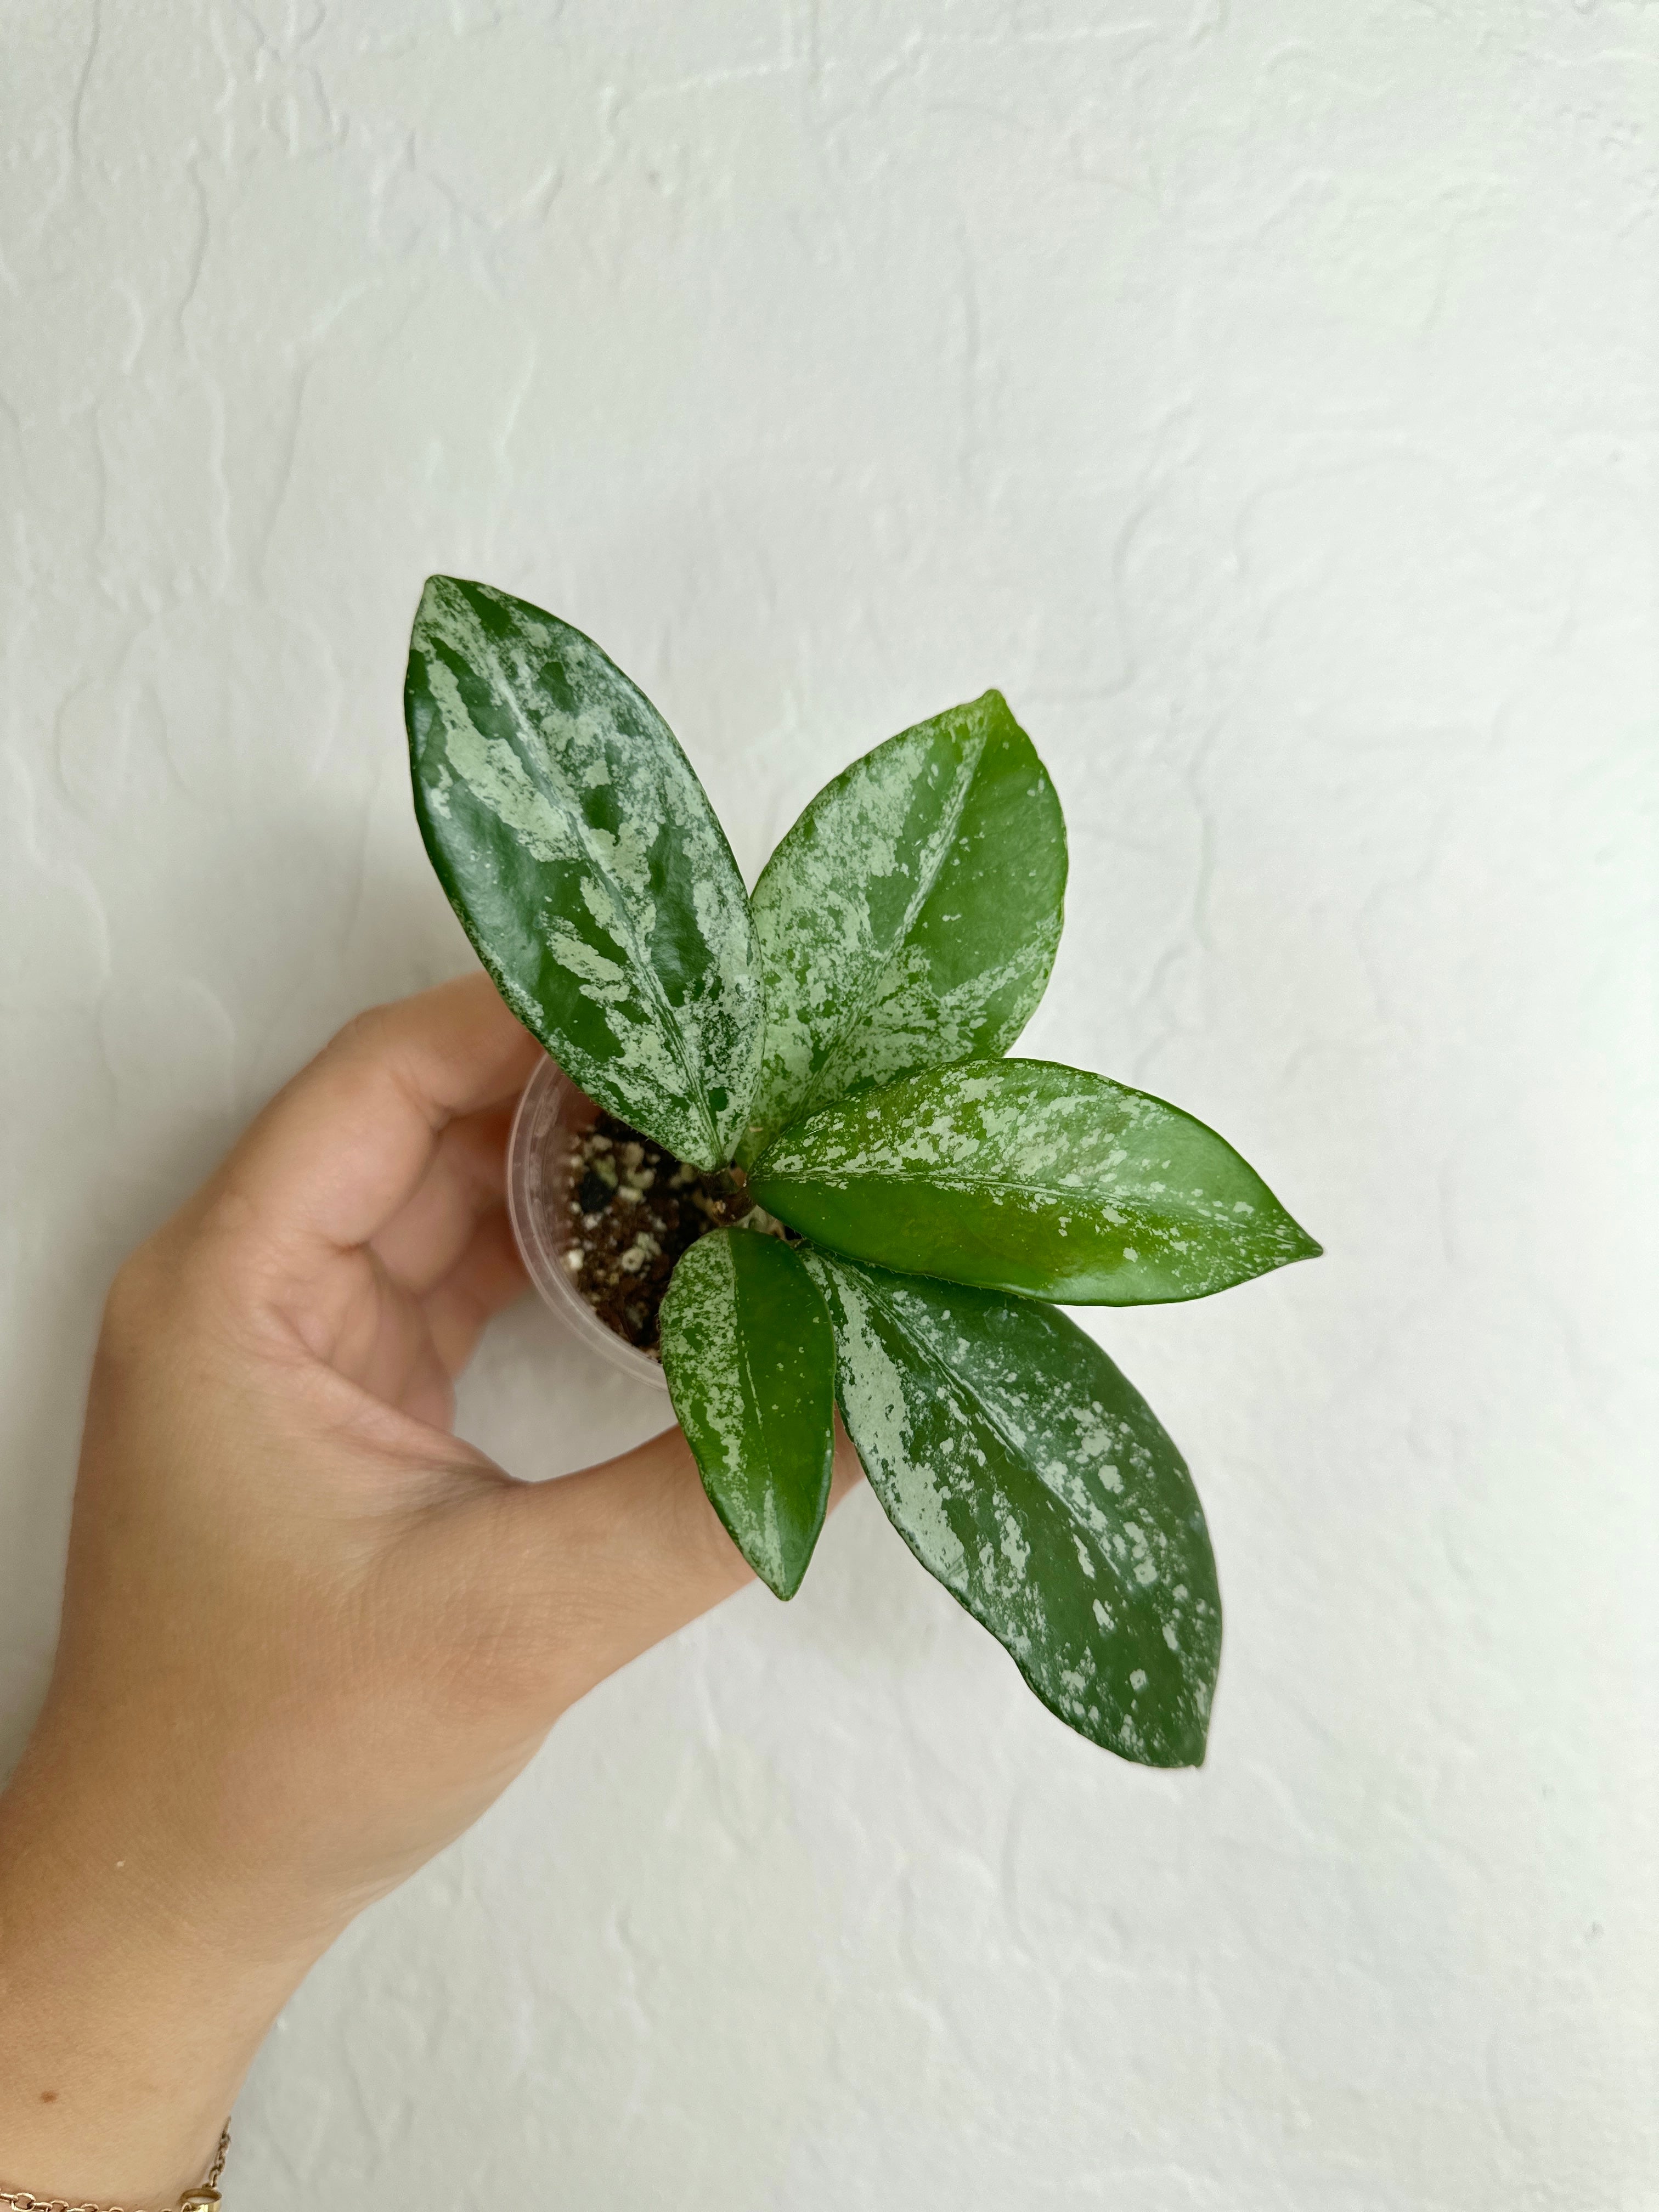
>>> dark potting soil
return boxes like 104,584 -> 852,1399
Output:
558,1110 -> 752,1354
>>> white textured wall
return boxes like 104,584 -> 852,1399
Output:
3,4 -> 1654,2205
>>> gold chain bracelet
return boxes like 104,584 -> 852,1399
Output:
0,2120 -> 229,2212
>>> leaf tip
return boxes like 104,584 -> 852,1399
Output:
970,685 -> 1025,738
413,571 -> 456,618
1146,1714 -> 1212,1771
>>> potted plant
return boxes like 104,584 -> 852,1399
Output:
407,576 -> 1319,1768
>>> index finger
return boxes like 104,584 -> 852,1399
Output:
208,973 -> 544,1254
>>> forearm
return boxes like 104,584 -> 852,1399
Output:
0,1736 -> 311,2206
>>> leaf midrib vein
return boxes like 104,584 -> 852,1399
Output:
844,1261 -> 1120,1566
450,610 -> 721,1160
786,731 -> 987,1127
780,1166 -> 1227,1229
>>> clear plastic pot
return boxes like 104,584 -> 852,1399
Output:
506,1055 -> 669,1391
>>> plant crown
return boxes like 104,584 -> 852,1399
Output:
407,575 -> 1319,1765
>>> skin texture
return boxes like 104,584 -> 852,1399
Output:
0,975 -> 861,2205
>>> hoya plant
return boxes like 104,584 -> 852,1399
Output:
406,575 -> 1319,1769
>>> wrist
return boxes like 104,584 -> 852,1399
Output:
0,1732 -> 315,2207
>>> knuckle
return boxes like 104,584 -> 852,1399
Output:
332,999 -> 398,1060
101,1220 -> 261,1369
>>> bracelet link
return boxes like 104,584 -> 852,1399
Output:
0,2121 -> 229,2212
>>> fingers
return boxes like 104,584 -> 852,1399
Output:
487,1417 -> 868,1717
320,1207 -> 527,1414
421,1210 -> 528,1377
202,974 -> 541,1260
372,1102 -> 516,1297
317,1248 -> 460,1430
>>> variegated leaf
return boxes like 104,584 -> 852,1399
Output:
736,691 -> 1065,1167
754,1058 -> 1321,1305
803,1250 -> 1220,1765
659,1228 -> 837,1599
406,575 -> 762,1169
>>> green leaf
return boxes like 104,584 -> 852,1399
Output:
803,1250 -> 1220,1764
754,1059 -> 1321,1305
736,691 -> 1066,1168
659,1228 -> 837,1600
406,576 -> 763,1170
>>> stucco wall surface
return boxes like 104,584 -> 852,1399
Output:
2,3 -> 1654,2206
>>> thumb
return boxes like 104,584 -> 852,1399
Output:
487,1421 -> 865,1719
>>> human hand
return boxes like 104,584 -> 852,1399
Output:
0,975 -> 861,2205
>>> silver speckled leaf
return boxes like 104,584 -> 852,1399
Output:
406,576 -> 763,1169
755,1059 -> 1321,1305
659,1227 -> 837,1600
736,691 -> 1065,1167
803,1250 -> 1221,1765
